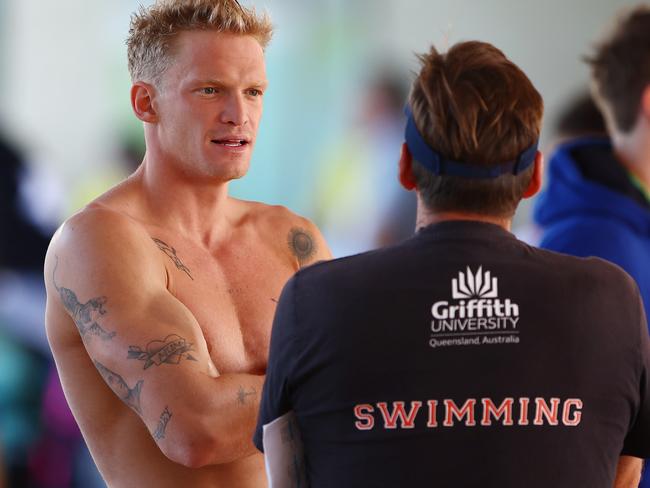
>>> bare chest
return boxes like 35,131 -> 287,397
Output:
154,237 -> 295,374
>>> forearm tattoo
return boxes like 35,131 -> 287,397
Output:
153,406 -> 173,440
152,238 -> 194,280
288,227 -> 317,267
237,386 -> 257,405
128,334 -> 197,369
53,257 -> 116,341
94,360 -> 143,414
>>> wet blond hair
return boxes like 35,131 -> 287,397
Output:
127,0 -> 273,85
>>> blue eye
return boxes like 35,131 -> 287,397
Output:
247,89 -> 262,97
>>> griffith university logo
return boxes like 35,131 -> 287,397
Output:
429,266 -> 520,348
452,266 -> 498,299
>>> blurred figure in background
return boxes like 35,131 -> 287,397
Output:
0,134 -> 51,487
0,136 -> 51,273
516,91 -> 606,245
534,8 -> 650,486
0,133 -> 52,353
313,69 -> 416,257
534,7 -> 650,338
0,133 -> 105,487
552,91 -> 607,144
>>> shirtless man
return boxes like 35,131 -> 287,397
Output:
43,1 -> 330,487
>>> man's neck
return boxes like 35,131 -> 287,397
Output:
612,122 -> 650,191
132,154 -> 236,247
415,198 -> 512,232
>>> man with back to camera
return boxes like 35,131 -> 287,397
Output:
43,1 -> 331,487
255,40 -> 650,487
534,8 -> 650,485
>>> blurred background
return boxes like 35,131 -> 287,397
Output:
0,0 -> 639,486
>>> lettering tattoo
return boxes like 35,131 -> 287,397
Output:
94,360 -> 143,415
128,334 -> 197,369
53,256 -> 116,341
152,238 -> 194,280
288,227 -> 317,267
237,386 -> 257,405
153,406 -> 173,440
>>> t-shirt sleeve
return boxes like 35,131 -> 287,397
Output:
253,275 -> 301,452
621,291 -> 650,457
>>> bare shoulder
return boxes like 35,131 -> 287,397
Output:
47,205 -> 152,264
245,201 -> 312,231
236,200 -> 332,267
45,205 -> 165,308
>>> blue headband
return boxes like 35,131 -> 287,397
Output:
404,105 -> 538,179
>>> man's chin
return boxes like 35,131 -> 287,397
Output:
195,157 -> 250,182
224,169 -> 247,182
206,165 -> 249,183
223,161 -> 250,180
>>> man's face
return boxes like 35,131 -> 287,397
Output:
153,30 -> 267,182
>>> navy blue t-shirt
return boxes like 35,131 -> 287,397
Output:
255,221 -> 650,488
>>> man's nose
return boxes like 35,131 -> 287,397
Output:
219,94 -> 247,126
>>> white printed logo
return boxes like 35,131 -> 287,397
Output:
452,266 -> 498,299
429,266 -> 521,348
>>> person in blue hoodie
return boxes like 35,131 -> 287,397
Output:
534,6 -> 650,487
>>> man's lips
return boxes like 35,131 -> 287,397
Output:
210,137 -> 251,147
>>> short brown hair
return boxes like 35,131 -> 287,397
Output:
587,5 -> 650,134
127,0 -> 273,85
409,41 -> 543,217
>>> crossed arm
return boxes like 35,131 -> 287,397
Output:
45,209 -> 264,468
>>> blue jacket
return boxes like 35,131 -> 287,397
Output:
534,137 -> 650,487
534,137 -> 650,320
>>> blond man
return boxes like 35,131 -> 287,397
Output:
44,1 -> 330,486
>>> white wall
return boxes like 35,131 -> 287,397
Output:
366,0 -> 640,137
0,0 -> 643,223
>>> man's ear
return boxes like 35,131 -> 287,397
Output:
522,151 -> 544,199
131,82 -> 158,123
399,143 -> 417,190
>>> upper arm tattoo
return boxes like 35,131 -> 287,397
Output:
128,334 -> 198,369
152,238 -> 194,280
288,227 -> 317,267
53,256 -> 116,341
153,406 -> 173,440
94,360 -> 143,415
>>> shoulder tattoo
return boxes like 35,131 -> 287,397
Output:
152,238 -> 194,280
288,227 -> 317,267
53,256 -> 116,341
